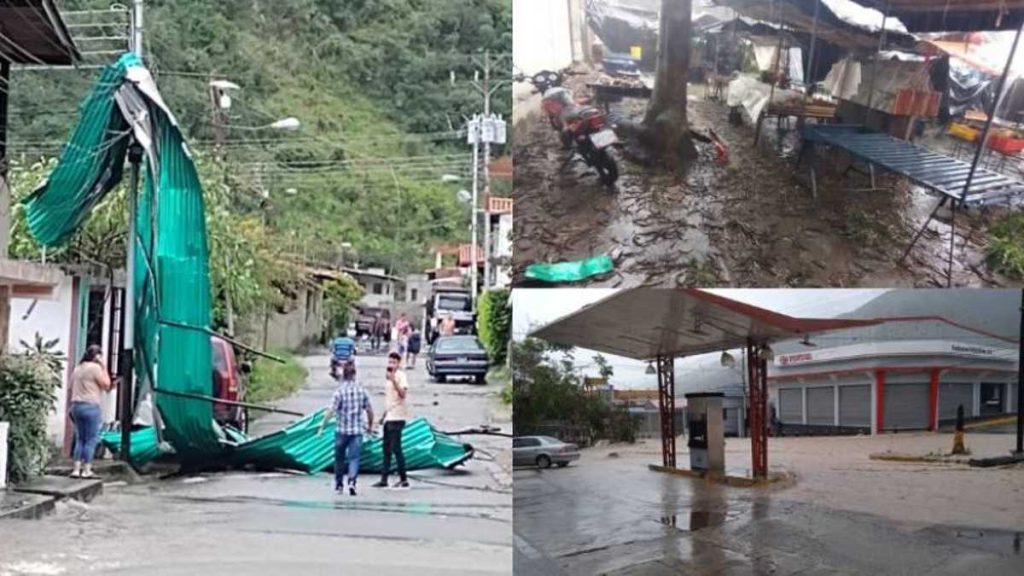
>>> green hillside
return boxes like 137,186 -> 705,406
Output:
7,0 -> 511,275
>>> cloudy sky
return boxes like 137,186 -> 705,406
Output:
511,289 -> 889,389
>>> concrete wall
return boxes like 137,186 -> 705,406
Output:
513,0 -> 574,75
9,274 -> 74,448
263,285 -> 325,350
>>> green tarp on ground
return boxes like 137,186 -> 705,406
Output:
30,54 -> 474,475
101,416 -> 473,474
525,255 -> 614,283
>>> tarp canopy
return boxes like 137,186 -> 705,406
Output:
529,288 -> 882,360
716,0 -> 918,51
0,0 -> 79,65
855,0 -> 1024,33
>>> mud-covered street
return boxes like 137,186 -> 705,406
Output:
0,354 -> 513,576
513,72 -> 1014,288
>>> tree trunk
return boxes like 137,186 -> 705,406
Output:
642,0 -> 697,171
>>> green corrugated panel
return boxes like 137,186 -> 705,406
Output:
230,414 -> 473,474
99,427 -> 163,464
23,56 -> 474,476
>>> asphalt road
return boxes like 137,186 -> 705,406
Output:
0,352 -> 512,576
513,453 -> 1024,576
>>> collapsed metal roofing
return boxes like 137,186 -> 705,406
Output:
0,0 -> 79,65
529,288 -> 883,360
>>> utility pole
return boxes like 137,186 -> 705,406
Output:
468,116 -> 480,303
470,50 -> 509,292
120,0 -> 144,462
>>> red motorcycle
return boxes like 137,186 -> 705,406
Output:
522,70 -> 620,186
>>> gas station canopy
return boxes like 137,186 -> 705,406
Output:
529,288 -> 883,360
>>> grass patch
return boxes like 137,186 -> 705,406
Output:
986,212 -> 1024,279
247,351 -> 308,407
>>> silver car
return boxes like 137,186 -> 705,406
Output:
513,436 -> 580,469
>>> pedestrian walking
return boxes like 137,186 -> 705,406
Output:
371,313 -> 388,353
318,362 -> 374,496
406,328 -> 422,369
373,351 -> 409,489
394,313 -> 411,356
69,345 -> 114,479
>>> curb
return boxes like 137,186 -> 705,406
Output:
0,492 -> 56,521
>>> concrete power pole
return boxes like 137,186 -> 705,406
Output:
121,0 -> 144,461
470,50 -> 509,292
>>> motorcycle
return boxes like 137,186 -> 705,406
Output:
519,70 -> 620,186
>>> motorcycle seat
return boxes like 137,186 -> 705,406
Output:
561,105 -> 600,121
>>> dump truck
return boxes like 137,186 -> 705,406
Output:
424,285 -> 475,344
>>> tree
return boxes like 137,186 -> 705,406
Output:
641,0 -> 697,171
592,353 -> 614,381
323,275 -> 365,337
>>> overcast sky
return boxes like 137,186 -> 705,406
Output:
512,289 -> 889,389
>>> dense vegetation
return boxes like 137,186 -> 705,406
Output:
512,338 -> 637,445
0,343 -> 64,484
8,0 -> 511,277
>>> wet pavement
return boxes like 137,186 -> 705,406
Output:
0,353 -> 512,575
513,451 -> 1024,575
513,71 -> 1011,288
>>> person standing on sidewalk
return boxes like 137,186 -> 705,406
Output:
371,313 -> 388,353
319,362 -> 374,496
394,313 -> 412,357
69,345 -> 114,479
374,351 -> 410,489
405,328 -> 422,369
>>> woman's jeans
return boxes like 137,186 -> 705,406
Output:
334,433 -> 363,488
70,401 -> 102,463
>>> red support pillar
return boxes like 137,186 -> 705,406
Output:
929,368 -> 940,431
747,340 -> 768,480
875,369 -> 886,433
656,354 -> 676,468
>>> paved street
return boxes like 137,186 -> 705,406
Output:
0,353 -> 512,576
513,448 -> 1024,576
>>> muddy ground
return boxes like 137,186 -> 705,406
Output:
513,71 -> 1016,288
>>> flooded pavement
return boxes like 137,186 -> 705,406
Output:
513,451 -> 1024,575
0,354 -> 512,576
513,73 -> 1012,288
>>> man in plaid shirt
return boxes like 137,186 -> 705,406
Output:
318,361 -> 374,495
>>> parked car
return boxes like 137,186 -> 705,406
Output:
211,336 -> 250,432
426,335 -> 489,384
513,436 -> 580,469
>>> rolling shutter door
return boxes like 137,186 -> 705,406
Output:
806,387 -> 835,425
839,385 -> 871,427
884,383 -> 929,430
938,383 -> 973,421
779,388 -> 802,423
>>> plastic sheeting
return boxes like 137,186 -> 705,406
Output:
525,255 -> 614,283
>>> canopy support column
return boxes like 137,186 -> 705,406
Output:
656,354 -> 676,468
747,340 -> 768,480
863,0 -> 892,125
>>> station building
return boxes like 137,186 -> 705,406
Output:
682,290 -> 1020,436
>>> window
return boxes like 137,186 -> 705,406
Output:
514,437 -> 541,448
410,288 -> 419,302
438,295 -> 471,311
980,383 -> 1005,416
435,337 -> 483,352
373,283 -> 383,295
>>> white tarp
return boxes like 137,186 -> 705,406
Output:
727,73 -> 805,121
749,37 -> 805,85
823,58 -> 862,100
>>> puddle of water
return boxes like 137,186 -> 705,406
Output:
657,509 -> 728,532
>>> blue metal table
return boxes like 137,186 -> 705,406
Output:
800,124 -> 1024,206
